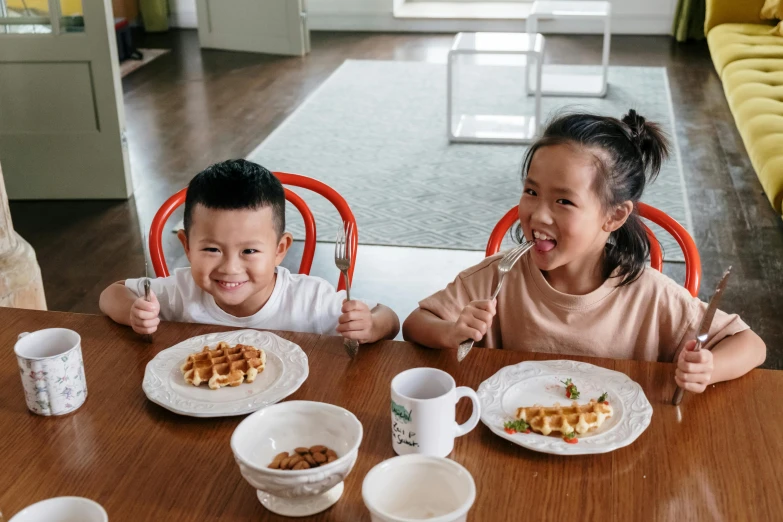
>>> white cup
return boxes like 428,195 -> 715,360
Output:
9,497 -> 108,522
14,328 -> 88,416
390,367 -> 480,458
362,455 -> 476,522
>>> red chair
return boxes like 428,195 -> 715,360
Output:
148,172 -> 357,291
485,202 -> 701,296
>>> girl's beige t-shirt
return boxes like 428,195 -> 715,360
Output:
419,254 -> 749,362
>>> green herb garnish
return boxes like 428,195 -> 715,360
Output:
503,419 -> 529,432
560,378 -> 580,400
597,392 -> 608,403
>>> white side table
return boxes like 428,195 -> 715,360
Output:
526,1 -> 611,97
448,32 -> 545,144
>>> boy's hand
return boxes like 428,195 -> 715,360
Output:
130,291 -> 160,335
675,340 -> 714,393
453,299 -> 496,346
337,300 -> 374,344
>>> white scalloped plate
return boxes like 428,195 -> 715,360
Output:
142,329 -> 309,417
478,360 -> 652,455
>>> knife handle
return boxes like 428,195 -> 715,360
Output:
671,386 -> 685,405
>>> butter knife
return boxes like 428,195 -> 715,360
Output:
671,266 -> 732,405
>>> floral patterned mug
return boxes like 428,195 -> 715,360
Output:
14,328 -> 87,416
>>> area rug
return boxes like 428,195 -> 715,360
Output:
120,49 -> 169,78
246,60 -> 692,260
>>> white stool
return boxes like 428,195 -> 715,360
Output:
526,1 -> 611,97
447,32 -> 545,144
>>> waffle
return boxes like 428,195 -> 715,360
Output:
516,399 -> 613,436
180,342 -> 266,390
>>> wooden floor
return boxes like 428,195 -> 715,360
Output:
8,30 -> 783,369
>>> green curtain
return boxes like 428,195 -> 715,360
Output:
672,0 -> 706,41
140,0 -> 169,33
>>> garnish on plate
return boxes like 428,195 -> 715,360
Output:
560,378 -> 580,400
563,431 -> 578,444
596,392 -> 609,404
503,419 -> 531,434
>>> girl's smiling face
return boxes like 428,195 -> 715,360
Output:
518,143 -> 625,278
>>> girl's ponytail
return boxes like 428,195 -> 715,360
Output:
621,109 -> 669,183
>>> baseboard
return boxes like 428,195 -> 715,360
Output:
308,14 -> 672,35
169,11 -> 198,29
168,8 -> 670,34
310,14 -> 526,32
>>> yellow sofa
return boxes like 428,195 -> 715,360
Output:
705,0 -> 783,214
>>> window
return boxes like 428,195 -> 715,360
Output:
0,0 -> 84,34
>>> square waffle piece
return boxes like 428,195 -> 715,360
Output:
180,341 -> 266,390
516,399 -> 613,436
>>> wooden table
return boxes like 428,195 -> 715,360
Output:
1,308 -> 781,521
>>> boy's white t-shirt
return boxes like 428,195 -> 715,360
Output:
125,266 -> 376,336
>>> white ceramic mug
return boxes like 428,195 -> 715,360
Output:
362,454 -> 476,522
14,328 -> 87,416
390,367 -> 480,458
9,497 -> 107,522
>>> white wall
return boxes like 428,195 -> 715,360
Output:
308,0 -> 677,35
169,0 -> 198,28
170,0 -> 677,35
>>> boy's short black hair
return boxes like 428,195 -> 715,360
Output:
184,159 -> 285,238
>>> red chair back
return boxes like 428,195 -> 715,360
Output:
485,202 -> 701,296
148,172 -> 357,291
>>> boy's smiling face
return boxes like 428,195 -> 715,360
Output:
178,204 -> 292,317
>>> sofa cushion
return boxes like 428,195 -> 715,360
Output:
707,23 -> 783,73
761,0 -> 783,21
705,0 -> 767,34
721,58 -> 783,212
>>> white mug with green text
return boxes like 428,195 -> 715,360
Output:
390,367 -> 480,458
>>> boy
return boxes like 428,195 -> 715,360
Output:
100,159 -> 400,343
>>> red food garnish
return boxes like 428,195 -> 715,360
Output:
524,429 -> 531,434
504,428 -> 516,435
563,431 -> 578,444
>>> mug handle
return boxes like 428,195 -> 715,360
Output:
454,386 -> 481,438
17,332 -> 30,340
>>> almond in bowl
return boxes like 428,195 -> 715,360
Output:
230,401 -> 363,517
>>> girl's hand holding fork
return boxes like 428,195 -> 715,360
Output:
453,299 -> 497,346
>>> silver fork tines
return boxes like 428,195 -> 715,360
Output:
335,222 -> 360,358
456,241 -> 534,362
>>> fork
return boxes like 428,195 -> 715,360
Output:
456,241 -> 534,362
141,232 -> 153,344
335,222 -> 360,358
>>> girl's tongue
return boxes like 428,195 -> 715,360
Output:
535,239 -> 557,252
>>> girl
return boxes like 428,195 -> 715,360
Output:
403,110 -> 765,393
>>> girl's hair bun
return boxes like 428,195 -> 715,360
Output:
621,109 -> 669,181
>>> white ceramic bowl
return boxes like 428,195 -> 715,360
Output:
9,497 -> 107,522
231,400 -> 363,517
362,455 -> 476,522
